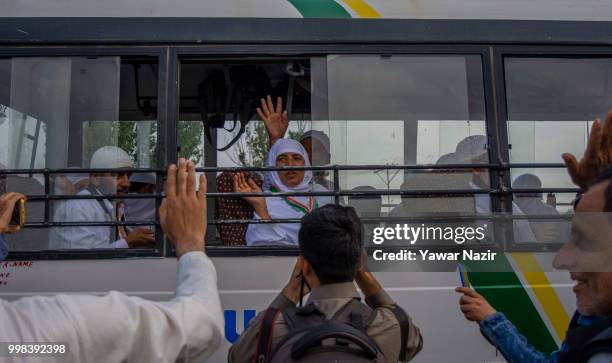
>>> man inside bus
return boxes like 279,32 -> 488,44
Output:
228,204 -> 423,363
456,113 -> 612,362
0,158 -> 224,362
50,146 -> 154,249
454,134 -> 537,243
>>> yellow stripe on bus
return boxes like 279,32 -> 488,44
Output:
338,0 -> 381,18
512,253 -> 570,341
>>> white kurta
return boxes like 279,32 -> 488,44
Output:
245,187 -> 332,247
0,252 -> 223,363
49,189 -> 128,249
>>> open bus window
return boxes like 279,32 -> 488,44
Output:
506,57 -> 612,217
178,58 -> 314,246
0,56 -> 159,252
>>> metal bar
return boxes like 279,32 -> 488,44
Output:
18,187 -> 581,202
22,213 -> 572,228
333,168 -> 340,206
0,162 -> 574,175
0,163 -> 498,175
21,188 -> 498,201
43,169 -> 50,224
155,47 -> 170,258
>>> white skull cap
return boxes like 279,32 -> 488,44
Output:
90,146 -> 132,169
300,130 -> 330,154
454,135 -> 488,163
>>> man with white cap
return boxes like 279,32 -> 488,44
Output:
454,134 -> 536,243
50,146 -> 154,249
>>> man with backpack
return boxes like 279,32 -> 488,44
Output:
228,204 -> 423,363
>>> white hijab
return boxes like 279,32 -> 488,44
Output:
266,139 -> 313,192
246,139 -> 331,246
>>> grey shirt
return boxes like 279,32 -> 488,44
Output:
228,282 -> 423,363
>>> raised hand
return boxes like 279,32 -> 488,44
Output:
159,159 -> 208,258
233,172 -> 269,219
562,112 -> 612,190
257,95 -> 289,148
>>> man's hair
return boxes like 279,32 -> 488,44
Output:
298,205 -> 362,284
593,165 -> 612,212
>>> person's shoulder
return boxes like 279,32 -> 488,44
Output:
63,190 -> 96,211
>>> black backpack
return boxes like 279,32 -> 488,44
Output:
254,299 -> 408,363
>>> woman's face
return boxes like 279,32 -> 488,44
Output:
276,152 -> 306,188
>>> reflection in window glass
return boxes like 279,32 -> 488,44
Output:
0,56 -> 159,251
506,57 -> 612,213
324,55 -> 487,216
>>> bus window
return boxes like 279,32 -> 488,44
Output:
506,57 -> 612,214
0,56 -> 159,252
178,59 -> 314,246
322,54 -> 488,222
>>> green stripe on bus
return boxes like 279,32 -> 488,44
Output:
287,0 -> 352,18
467,254 -> 559,354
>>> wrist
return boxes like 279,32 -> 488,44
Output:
174,238 -> 205,258
281,286 -> 301,305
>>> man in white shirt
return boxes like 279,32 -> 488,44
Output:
0,158 -> 224,362
50,146 -> 154,249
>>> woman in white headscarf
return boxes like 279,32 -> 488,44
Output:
234,139 -> 332,246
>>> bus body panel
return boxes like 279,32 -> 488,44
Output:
0,255 -> 574,362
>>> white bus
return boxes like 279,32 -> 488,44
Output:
2,1 -> 612,361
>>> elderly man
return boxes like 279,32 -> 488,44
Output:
456,113 -> 612,362
50,146 -> 154,249
0,159 -> 224,362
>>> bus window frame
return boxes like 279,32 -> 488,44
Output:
171,45 -> 500,257
0,46 -> 169,260
492,46 -> 612,250
2,43 -> 604,259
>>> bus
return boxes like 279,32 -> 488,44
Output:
2,1 -> 612,361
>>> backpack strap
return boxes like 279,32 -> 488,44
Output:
388,304 -> 410,361
253,307 -> 282,363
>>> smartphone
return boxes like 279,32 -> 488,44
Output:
458,263 -> 471,288
9,199 -> 26,227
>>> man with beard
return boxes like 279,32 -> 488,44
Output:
50,146 -> 154,249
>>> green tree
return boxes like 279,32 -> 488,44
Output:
178,121 -> 204,165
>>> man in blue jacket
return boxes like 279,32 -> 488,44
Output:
457,114 -> 612,363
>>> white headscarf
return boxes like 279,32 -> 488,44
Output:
246,139 -> 331,246
266,139 -> 313,192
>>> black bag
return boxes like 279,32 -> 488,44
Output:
254,299 -> 386,363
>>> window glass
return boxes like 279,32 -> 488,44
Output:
0,56 -> 159,251
323,55 -> 488,220
506,57 -> 612,214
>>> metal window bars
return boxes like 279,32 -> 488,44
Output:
0,162 -> 579,229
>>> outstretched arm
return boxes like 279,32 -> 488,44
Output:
0,159 -> 224,362
456,287 -> 548,363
